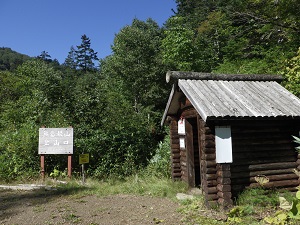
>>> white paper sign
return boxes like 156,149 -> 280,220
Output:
179,137 -> 185,149
178,118 -> 185,135
38,128 -> 73,154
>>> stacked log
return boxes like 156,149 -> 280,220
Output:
217,164 -> 233,207
169,118 -> 181,180
198,117 -> 219,206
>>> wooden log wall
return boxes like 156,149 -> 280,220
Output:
169,117 -> 181,180
198,117 -> 219,206
227,120 -> 300,198
217,164 -> 233,207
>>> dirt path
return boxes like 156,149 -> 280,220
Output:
0,188 -> 185,225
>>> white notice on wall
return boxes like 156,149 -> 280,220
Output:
178,118 -> 185,135
179,137 -> 185,149
215,126 -> 232,163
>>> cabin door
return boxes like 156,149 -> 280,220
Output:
185,119 -> 195,187
185,118 -> 201,187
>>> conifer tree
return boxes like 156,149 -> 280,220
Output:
63,46 -> 77,69
75,34 -> 98,72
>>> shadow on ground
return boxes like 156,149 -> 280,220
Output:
0,184 -> 90,221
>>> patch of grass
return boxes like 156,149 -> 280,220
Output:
64,213 -> 81,223
56,174 -> 187,199
236,187 -> 279,207
178,196 -> 227,224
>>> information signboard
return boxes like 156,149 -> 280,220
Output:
38,128 -> 73,154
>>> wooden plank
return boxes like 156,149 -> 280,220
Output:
206,167 -> 217,174
172,172 -> 181,178
201,160 -> 216,168
207,186 -> 218,194
206,180 -> 218,187
217,192 -> 232,199
217,177 -> 231,185
206,194 -> 218,201
171,143 -> 180,149
203,147 -> 215,154
205,140 -> 215,148
217,170 -> 231,177
171,153 -> 180,159
206,174 -> 218,180
202,153 -> 216,161
217,184 -> 231,192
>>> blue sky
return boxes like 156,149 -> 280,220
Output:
0,0 -> 176,63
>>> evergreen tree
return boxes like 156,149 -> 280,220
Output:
75,34 -> 99,72
37,51 -> 52,63
63,46 -> 77,69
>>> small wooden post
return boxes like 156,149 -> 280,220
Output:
82,163 -> 85,184
40,154 -> 45,181
68,154 -> 72,178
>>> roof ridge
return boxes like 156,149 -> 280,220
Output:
166,71 -> 283,83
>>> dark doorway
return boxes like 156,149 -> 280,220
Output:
186,118 -> 201,187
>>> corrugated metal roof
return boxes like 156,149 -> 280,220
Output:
178,79 -> 300,121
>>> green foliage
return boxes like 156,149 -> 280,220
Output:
0,60 -> 70,180
50,168 -> 67,179
0,47 -> 31,71
237,187 -> 279,207
293,135 -> 300,152
162,16 -> 196,71
108,18 -> 168,110
264,190 -> 300,224
173,0 -> 300,74
144,132 -> 171,178
283,48 -> 300,97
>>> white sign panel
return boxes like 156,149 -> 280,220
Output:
38,128 -> 73,154
178,118 -> 185,135
179,137 -> 185,149
215,126 -> 232,163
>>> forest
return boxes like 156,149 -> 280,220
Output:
1,0 -> 300,181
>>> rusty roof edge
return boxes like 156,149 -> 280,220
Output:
166,71 -> 283,83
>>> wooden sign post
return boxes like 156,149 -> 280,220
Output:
79,154 -> 89,184
40,154 -> 45,180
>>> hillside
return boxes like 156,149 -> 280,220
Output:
0,47 -> 31,71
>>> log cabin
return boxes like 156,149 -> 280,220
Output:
161,71 -> 300,207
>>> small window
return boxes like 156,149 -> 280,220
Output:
215,126 -> 232,163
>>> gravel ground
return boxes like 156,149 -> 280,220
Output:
0,187 -> 185,225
